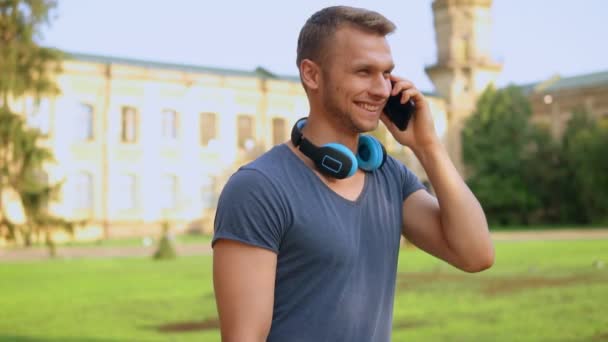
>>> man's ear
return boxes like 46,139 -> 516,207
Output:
300,59 -> 320,91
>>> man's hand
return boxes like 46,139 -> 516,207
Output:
381,75 -> 440,154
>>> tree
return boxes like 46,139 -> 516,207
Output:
461,85 -> 540,225
521,122 -> 583,224
153,221 -> 177,260
0,0 -> 71,255
462,85 -> 607,227
562,109 -> 608,224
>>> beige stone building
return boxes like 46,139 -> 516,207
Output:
526,72 -> 608,136
3,0 -> 606,242
12,54 -> 315,239
11,53 -> 446,240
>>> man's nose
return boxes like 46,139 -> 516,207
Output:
370,75 -> 391,99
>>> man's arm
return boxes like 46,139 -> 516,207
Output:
213,239 -> 277,342
383,75 -> 494,273
402,143 -> 494,273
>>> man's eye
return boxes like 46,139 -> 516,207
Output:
357,70 -> 370,75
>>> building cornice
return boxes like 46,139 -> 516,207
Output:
432,0 -> 493,10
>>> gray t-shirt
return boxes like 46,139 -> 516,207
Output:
213,143 -> 425,342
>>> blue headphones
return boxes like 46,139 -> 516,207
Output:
291,117 -> 387,179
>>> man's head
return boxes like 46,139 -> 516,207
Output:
296,6 -> 397,133
296,6 -> 395,69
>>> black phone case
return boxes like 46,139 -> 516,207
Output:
384,94 -> 415,131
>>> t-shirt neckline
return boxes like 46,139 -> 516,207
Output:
279,143 -> 369,206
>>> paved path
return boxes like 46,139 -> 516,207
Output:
1,229 -> 607,262
0,243 -> 213,262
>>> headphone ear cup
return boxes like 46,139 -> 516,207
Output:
357,135 -> 386,171
317,143 -> 358,179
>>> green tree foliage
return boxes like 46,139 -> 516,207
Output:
562,109 -> 608,224
462,85 -> 538,225
0,0 -> 72,254
462,84 -> 607,226
521,123 -> 579,223
153,221 -> 177,260
0,0 -> 63,103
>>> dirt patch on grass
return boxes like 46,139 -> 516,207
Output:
397,272 -> 605,297
392,319 -> 429,330
592,331 -> 608,341
156,318 -> 219,333
482,274 -> 596,296
397,271 -> 472,291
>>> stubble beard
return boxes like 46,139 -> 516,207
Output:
321,82 -> 375,135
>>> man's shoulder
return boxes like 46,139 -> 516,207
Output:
380,154 -> 407,175
224,144 -> 295,192
245,143 -> 291,171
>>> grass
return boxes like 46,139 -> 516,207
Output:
393,240 -> 608,341
1,239 -> 607,341
490,224 -> 607,231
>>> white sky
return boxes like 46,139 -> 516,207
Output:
41,0 -> 608,92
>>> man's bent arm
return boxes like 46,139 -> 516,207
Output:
213,239 -> 277,342
402,142 -> 494,273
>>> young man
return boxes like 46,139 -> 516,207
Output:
212,6 -> 494,342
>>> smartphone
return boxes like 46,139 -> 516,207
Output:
384,84 -> 415,131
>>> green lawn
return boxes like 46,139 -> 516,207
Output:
1,239 -> 607,341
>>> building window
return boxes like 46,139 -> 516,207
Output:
117,174 -> 137,210
200,175 -> 215,209
160,174 -> 178,209
76,103 -> 94,141
237,115 -> 255,149
74,171 -> 93,210
25,97 -> 51,136
161,109 -> 178,140
272,117 -> 287,145
121,106 -> 138,143
200,112 -> 217,146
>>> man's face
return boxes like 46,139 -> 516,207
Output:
319,25 -> 394,133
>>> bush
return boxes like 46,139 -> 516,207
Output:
153,221 -> 177,260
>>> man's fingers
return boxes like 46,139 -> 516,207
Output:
389,75 -> 414,96
391,81 -> 414,96
402,87 -> 422,105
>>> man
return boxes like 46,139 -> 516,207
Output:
212,6 -> 494,342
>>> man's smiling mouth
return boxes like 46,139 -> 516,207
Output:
355,102 -> 383,112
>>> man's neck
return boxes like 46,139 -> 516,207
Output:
301,113 -> 359,152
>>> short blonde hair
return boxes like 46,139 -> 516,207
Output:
296,6 -> 396,67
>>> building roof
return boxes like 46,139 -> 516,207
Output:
66,51 -> 301,82
67,51 -> 442,98
519,69 -> 608,94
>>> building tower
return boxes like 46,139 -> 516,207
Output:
425,0 -> 503,174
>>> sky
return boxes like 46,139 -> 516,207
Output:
40,0 -> 608,93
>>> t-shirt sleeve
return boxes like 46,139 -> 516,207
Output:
399,162 -> 427,202
212,168 -> 288,254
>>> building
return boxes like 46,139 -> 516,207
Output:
525,71 -> 608,137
